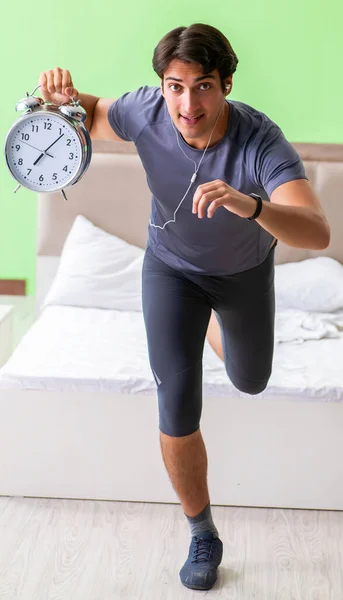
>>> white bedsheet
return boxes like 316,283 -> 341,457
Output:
0,305 -> 342,402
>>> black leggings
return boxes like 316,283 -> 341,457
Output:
142,243 -> 277,437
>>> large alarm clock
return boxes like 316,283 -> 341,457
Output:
4,84 -> 92,201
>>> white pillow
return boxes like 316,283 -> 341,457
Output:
43,215 -> 144,311
275,256 -> 343,312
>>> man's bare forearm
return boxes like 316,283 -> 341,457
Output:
78,93 -> 100,132
243,196 -> 330,249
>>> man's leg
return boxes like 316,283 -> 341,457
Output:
142,248 -> 223,589
159,428 -> 210,517
206,309 -> 224,361
212,244 -> 276,394
142,248 -> 213,517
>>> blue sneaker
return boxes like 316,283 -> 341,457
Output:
179,530 -> 223,590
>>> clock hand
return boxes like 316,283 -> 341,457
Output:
44,133 -> 65,153
21,140 -> 54,158
33,133 -> 65,166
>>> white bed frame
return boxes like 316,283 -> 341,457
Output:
1,141 -> 343,511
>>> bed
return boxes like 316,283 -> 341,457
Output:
0,140 -> 342,510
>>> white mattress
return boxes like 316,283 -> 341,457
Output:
0,305 -> 342,402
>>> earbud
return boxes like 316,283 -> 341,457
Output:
225,84 -> 231,91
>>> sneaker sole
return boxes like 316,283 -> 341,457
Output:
181,578 -> 217,591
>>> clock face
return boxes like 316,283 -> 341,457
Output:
5,111 -> 83,192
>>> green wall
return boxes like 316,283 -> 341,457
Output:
1,0 -> 342,295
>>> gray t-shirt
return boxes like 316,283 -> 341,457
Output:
108,86 -> 307,275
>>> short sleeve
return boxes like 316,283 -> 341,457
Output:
108,94 -> 132,141
248,123 -> 308,197
108,86 -> 161,143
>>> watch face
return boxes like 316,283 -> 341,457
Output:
5,110 -> 83,192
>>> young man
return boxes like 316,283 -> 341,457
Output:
39,23 -> 330,592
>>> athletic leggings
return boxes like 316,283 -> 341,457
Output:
142,242 -> 277,437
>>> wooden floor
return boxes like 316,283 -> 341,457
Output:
0,497 -> 342,599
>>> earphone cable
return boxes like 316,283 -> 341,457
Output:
149,101 -> 226,230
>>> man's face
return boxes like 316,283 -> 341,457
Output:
161,59 -> 231,150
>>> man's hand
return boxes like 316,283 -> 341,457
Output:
192,180 -> 256,219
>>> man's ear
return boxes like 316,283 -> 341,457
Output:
224,76 -> 233,95
160,78 -> 165,97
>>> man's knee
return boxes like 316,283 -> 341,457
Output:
237,378 -> 269,395
223,351 -> 272,395
159,423 -> 199,437
225,364 -> 271,394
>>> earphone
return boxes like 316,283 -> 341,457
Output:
149,95 -> 228,230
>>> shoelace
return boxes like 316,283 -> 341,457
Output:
191,538 -> 215,563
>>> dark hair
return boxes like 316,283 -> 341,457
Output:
152,24 -> 239,92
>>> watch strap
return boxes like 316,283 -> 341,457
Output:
247,193 -> 263,220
